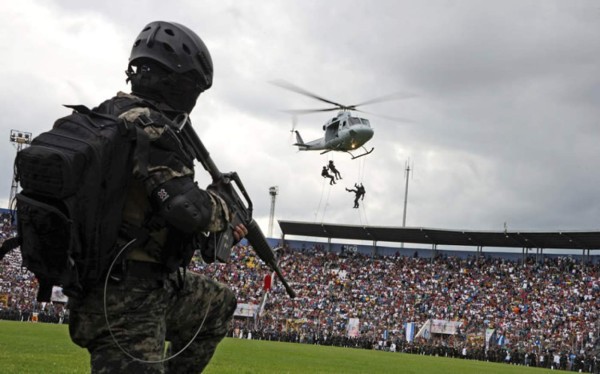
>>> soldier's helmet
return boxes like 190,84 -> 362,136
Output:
127,21 -> 213,112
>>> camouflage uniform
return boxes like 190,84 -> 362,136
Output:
68,93 -> 236,373
69,270 -> 236,373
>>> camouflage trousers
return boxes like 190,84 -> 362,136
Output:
68,268 -> 237,373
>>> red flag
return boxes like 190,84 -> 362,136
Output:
263,274 -> 272,291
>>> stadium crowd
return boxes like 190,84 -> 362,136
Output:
1,230 -> 599,371
198,244 -> 599,371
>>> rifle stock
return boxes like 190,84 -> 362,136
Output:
178,116 -> 296,298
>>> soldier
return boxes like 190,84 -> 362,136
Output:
346,183 -> 366,208
322,166 -> 336,185
67,21 -> 247,373
328,160 -> 342,180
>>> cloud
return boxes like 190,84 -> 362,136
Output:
3,0 -> 600,240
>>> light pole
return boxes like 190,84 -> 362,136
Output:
268,186 -> 279,237
8,130 -> 32,208
401,159 -> 412,248
402,160 -> 411,228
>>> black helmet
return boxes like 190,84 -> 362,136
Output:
129,21 -> 213,91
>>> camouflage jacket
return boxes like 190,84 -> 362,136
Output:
99,92 -> 230,264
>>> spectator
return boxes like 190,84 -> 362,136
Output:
2,234 -> 599,371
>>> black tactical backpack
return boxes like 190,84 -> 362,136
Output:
1,99 -> 147,302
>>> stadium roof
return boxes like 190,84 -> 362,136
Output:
278,220 -> 600,250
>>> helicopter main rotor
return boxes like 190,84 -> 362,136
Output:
270,79 -> 415,119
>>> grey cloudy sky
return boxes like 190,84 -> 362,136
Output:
2,0 -> 600,240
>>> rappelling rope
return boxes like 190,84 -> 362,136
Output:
354,156 -> 368,225
315,170 -> 328,222
320,182 -> 333,224
359,200 -> 369,226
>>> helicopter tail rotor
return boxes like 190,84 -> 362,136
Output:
288,114 -> 298,144
292,114 -> 298,133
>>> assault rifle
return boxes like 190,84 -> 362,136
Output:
177,115 -> 296,299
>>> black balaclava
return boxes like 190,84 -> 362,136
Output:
126,59 -> 203,114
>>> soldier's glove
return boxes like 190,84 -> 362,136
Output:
194,232 -> 216,264
201,189 -> 243,263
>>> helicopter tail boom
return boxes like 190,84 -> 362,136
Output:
293,130 -> 308,149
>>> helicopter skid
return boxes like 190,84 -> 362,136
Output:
348,147 -> 374,159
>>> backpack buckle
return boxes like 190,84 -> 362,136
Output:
135,114 -> 154,128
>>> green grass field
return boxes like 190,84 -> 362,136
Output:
0,320 -> 554,373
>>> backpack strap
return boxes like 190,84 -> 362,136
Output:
119,222 -> 151,247
133,126 -> 150,179
0,236 -> 20,260
0,236 -> 63,302
36,278 -> 54,302
67,103 -> 151,179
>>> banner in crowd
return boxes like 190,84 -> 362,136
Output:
431,319 -> 463,335
347,318 -> 360,338
414,319 -> 462,338
415,320 -> 431,340
234,303 -> 259,318
0,293 -> 8,307
286,318 -> 308,332
405,322 -> 416,342
467,334 -> 484,345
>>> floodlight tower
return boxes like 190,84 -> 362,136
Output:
268,186 -> 279,238
8,130 -> 32,208
402,159 -> 412,227
401,159 -> 412,248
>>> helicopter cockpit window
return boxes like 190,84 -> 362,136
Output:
349,117 -> 371,127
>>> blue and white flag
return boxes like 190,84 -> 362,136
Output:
485,329 -> 495,350
415,320 -> 432,340
497,334 -> 505,346
405,322 -> 416,342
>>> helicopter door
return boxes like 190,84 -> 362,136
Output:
324,121 -> 339,141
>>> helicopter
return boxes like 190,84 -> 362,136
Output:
271,80 -> 412,159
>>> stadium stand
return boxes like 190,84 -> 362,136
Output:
211,244 -> 599,371
1,222 -> 598,371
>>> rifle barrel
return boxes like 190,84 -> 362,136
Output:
181,121 -> 296,299
246,220 -> 296,298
